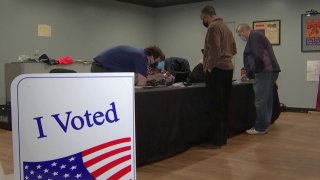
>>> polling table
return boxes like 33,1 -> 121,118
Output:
135,82 -> 256,166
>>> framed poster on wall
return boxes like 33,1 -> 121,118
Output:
253,20 -> 281,45
301,13 -> 320,52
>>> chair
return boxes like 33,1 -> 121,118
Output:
164,57 -> 190,83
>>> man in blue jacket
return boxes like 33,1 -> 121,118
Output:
236,23 -> 281,135
92,45 -> 165,86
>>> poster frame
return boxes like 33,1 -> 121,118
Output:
253,19 -> 281,45
301,13 -> 320,52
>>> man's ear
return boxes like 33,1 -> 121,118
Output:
149,56 -> 155,63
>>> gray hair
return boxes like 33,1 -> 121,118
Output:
236,23 -> 251,33
201,5 -> 216,16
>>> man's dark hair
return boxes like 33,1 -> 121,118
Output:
201,5 -> 216,16
144,46 -> 165,59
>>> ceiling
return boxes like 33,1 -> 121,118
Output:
116,0 -> 211,8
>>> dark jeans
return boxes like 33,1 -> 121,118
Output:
205,68 -> 233,146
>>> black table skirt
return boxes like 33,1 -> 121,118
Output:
135,83 -> 256,166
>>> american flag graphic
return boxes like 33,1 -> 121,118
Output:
23,137 -> 133,180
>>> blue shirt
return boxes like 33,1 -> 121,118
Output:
94,45 -> 148,77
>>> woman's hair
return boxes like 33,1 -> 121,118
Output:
144,46 -> 165,60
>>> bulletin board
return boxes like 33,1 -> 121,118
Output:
253,20 -> 281,45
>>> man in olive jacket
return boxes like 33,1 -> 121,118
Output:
200,5 -> 237,148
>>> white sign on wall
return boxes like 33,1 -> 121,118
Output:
307,60 -> 320,81
11,73 -> 135,180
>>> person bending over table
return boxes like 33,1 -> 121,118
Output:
236,23 -> 281,135
91,45 -> 165,86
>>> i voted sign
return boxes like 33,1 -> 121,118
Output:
11,73 -> 135,180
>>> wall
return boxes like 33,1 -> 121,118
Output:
0,0 -> 155,103
155,0 -> 320,108
1,0 -> 319,108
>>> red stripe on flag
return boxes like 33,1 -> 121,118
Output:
91,155 -> 131,178
82,137 -> 131,156
83,146 -> 131,168
108,165 -> 132,180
